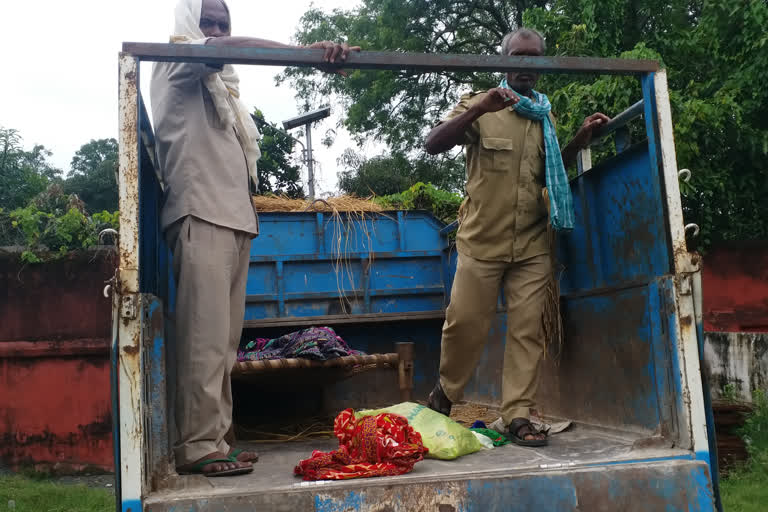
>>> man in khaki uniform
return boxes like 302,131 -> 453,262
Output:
152,0 -> 357,476
425,28 -> 609,445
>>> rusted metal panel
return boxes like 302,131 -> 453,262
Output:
0,339 -> 109,358
118,52 -> 140,295
703,244 -> 768,332
143,460 -> 713,511
121,43 -> 659,74
143,296 -> 172,491
0,249 -> 116,341
0,352 -> 112,472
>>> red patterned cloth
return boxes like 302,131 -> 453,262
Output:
294,409 -> 429,480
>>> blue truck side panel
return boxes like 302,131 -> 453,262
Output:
244,211 -> 450,322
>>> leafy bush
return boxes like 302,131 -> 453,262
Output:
0,185 -> 119,263
376,182 -> 462,225
741,390 -> 768,469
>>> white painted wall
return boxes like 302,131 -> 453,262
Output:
705,332 -> 768,402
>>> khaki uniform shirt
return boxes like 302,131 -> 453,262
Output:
442,91 -> 552,262
150,61 -> 259,236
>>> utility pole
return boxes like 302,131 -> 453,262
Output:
282,107 -> 331,200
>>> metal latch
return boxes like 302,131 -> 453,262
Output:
679,277 -> 692,296
121,294 -> 138,320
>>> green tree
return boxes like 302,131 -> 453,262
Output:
278,0 -> 549,154
63,138 -> 119,213
251,109 -> 305,198
282,0 -> 768,247
524,0 -> 768,246
337,149 -> 464,197
0,127 -> 62,210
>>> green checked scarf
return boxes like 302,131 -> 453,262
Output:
500,78 -> 574,231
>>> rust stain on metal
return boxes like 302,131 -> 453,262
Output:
118,53 -> 140,294
315,481 -> 468,510
123,344 -> 139,356
679,315 -> 693,328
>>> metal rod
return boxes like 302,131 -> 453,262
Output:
122,43 -> 659,74
592,100 -> 645,141
304,122 -> 315,200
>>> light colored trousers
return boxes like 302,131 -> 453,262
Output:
439,252 -> 551,424
165,215 -> 252,465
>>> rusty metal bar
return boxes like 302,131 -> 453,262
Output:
116,52 -> 146,510
122,43 -> 659,74
243,310 -> 446,329
592,99 -> 645,141
395,342 -> 415,402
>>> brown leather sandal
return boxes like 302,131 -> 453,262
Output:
508,417 -> 548,447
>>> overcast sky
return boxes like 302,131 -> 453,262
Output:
1,0 -> 364,195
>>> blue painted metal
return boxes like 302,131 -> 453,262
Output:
557,143 -> 671,294
143,296 -> 171,491
244,211 -> 451,323
122,499 -> 142,512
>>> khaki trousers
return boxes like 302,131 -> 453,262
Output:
439,252 -> 551,424
165,216 -> 252,465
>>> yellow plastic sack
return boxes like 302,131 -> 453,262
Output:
356,402 -> 483,460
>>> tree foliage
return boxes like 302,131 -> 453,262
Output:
63,138 -> 119,213
0,127 -> 62,211
278,0 -> 552,153
281,0 -> 768,247
376,182 -> 463,224
337,150 -> 464,197
0,184 -> 119,263
251,109 -> 305,198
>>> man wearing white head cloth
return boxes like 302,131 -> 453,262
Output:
151,0 -> 358,477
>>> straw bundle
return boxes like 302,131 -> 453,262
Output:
541,188 -> 565,362
252,194 -> 384,213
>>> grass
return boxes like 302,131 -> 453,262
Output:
0,475 -> 114,512
720,464 -> 768,512
719,389 -> 768,512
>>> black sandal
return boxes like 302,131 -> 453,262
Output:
427,381 -> 452,417
508,417 -> 548,447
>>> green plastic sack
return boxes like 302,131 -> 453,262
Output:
356,402 -> 483,460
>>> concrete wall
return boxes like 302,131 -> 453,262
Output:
701,243 -> 768,402
705,332 -> 768,402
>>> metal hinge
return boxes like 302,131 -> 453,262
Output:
121,294 -> 138,320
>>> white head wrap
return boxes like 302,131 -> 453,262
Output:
170,0 -> 261,188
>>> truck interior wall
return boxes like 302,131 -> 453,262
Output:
138,114 -> 683,445
460,143 -> 684,442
